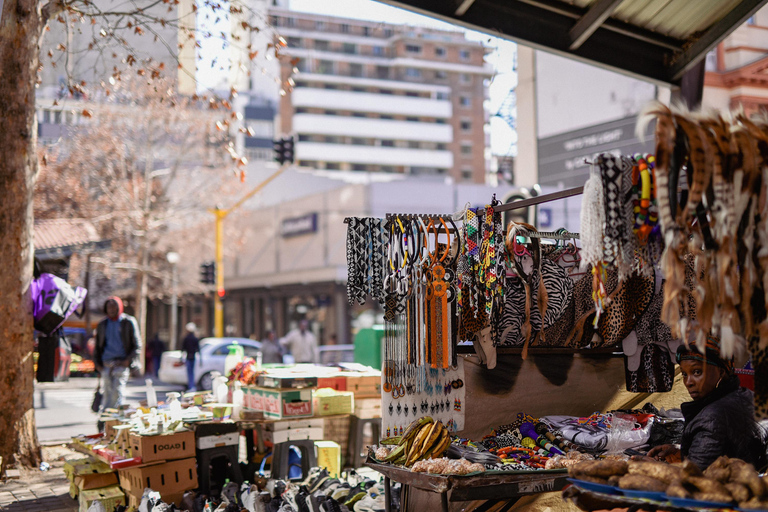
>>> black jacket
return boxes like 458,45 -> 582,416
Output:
94,314 -> 142,368
681,375 -> 767,470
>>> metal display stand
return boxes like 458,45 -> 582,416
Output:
365,459 -> 569,512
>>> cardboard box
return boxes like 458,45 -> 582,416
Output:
317,375 -> 347,391
69,480 -> 79,500
119,457 -> 197,497
315,441 -> 341,478
342,374 -> 381,398
264,427 -> 324,445
313,389 -> 354,416
78,485 -> 125,512
265,417 -> 324,431
196,431 -> 239,450
74,471 -> 118,491
243,386 -> 313,419
129,430 -> 195,463
257,374 -> 317,389
354,398 -> 382,418
64,458 -> 102,479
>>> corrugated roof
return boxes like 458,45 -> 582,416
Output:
34,218 -> 101,251
376,0 -> 768,84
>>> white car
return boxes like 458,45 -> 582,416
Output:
158,337 -> 262,390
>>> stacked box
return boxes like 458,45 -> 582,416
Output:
316,375 -> 347,391
315,441 -> 341,478
341,373 -> 381,398
321,416 -> 351,464
65,458 -> 117,501
263,417 -> 324,444
242,386 -> 313,419
78,485 -> 125,512
119,457 -> 197,507
119,430 -> 197,505
354,398 -> 382,419
257,374 -> 317,389
313,389 -> 354,416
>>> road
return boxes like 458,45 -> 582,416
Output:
34,376 -> 184,443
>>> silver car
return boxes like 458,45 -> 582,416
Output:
158,337 -> 262,390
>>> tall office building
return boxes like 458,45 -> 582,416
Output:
267,9 -> 493,183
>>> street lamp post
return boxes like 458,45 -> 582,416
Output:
167,252 -> 180,350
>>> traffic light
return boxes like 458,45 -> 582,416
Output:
199,261 -> 215,285
273,135 -> 295,165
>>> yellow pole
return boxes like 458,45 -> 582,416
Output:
214,208 -> 225,337
210,164 -> 287,338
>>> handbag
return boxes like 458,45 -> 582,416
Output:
91,379 -> 102,413
30,273 -> 88,335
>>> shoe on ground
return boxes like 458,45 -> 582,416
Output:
353,494 -> 385,512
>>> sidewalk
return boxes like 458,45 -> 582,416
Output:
0,446 -> 83,512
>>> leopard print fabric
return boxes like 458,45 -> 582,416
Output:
748,336 -> 768,420
625,342 -> 675,393
596,270 -> 656,348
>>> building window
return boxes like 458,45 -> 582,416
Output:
435,47 -> 446,57
324,84 -> 339,90
380,114 -> 394,120
461,143 -> 472,155
287,37 -> 301,48
352,163 -> 368,171
315,40 -> 329,51
352,87 -> 366,92
408,141 -> 420,149
325,162 -> 340,170
349,63 -> 364,77
381,140 -> 395,147
317,60 -> 334,74
435,119 -> 447,124
376,66 -> 389,79
373,46 -> 385,56
351,137 -> 366,145
363,27 -> 371,36
435,70 -> 447,79
342,43 -> 356,54
459,49 -> 470,60
315,21 -> 325,30
295,107 -> 309,114
461,168 -> 473,181
326,136 -> 341,144
379,89 -> 393,95
352,112 -> 367,117
436,91 -> 449,100
405,44 -> 421,53
325,110 -> 338,116
406,116 -> 419,122
341,23 -> 350,33
294,58 -> 307,72
437,143 -> 447,150
298,134 -> 311,142
405,68 -> 422,78
459,95 -> 471,107
460,120 -> 471,131
384,28 -> 394,37
405,91 -> 419,97
461,73 -> 472,84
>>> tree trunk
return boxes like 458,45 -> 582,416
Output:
0,0 -> 45,476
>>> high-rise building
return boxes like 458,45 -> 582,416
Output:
267,9 -> 493,183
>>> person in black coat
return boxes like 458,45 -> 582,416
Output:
647,336 -> 766,470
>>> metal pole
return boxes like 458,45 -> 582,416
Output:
214,208 -> 224,338
170,262 -> 178,349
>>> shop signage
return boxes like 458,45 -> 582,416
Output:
281,212 -> 318,237
537,116 -> 654,188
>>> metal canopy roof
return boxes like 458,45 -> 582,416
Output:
375,0 -> 768,85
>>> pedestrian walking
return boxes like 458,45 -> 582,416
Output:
147,333 -> 165,378
181,322 -> 200,391
260,330 -> 283,364
94,296 -> 141,415
280,319 -> 319,363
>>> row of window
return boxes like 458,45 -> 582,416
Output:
293,58 -> 477,86
272,16 -> 395,38
293,108 -> 475,129
296,160 -> 476,181
294,81 -> 435,98
297,134 -> 449,151
284,37 -> 473,63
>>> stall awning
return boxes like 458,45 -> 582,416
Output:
375,0 -> 768,85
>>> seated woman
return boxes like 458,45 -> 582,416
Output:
648,337 -> 766,470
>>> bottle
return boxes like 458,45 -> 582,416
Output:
232,381 -> 244,420
216,377 -> 230,405
167,392 -> 182,423
224,342 -> 243,379
145,378 -> 158,408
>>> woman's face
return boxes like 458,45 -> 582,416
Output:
680,360 -> 724,400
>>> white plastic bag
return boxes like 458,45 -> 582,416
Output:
86,501 -> 106,512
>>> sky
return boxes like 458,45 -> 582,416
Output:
198,0 -> 518,156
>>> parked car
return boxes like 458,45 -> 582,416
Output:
158,337 -> 261,390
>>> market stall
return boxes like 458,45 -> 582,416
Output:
344,107 -> 768,510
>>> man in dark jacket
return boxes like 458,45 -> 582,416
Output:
181,322 -> 200,391
94,296 -> 142,412
648,337 -> 767,470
